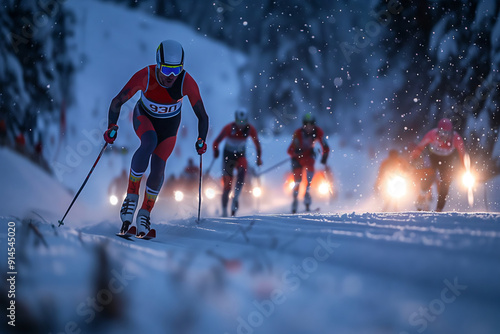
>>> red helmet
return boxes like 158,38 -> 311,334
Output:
438,118 -> 453,132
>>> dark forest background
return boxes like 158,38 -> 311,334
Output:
1,0 -> 498,179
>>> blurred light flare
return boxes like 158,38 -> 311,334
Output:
463,153 -> 475,206
318,182 -> 330,195
386,175 -> 407,198
205,187 -> 216,199
174,190 -> 184,202
462,171 -> 475,189
284,172 -> 333,198
109,195 -> 118,206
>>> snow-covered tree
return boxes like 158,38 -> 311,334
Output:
92,0 -> 499,176
0,0 -> 75,170
373,0 -> 499,179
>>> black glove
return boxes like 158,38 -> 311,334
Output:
320,154 -> 327,165
213,147 -> 219,159
195,138 -> 207,155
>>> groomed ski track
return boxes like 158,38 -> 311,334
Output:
6,211 -> 500,334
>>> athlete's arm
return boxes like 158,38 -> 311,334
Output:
108,67 -> 148,126
409,130 -> 434,161
249,125 -> 262,159
287,130 -> 300,157
213,124 -> 231,151
453,133 -> 466,167
315,126 -> 329,161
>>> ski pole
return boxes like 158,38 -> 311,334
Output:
58,128 -> 117,226
197,154 -> 203,223
256,157 -> 289,176
205,157 -> 216,176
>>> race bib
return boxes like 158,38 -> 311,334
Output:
140,93 -> 182,118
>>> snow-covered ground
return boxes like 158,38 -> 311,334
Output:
1,1 -> 500,333
1,146 -> 500,334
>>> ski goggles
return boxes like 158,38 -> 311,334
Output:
158,63 -> 183,76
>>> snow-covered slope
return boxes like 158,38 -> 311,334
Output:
2,200 -> 500,334
0,148 -> 89,220
1,140 -> 500,334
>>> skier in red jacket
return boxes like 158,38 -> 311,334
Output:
212,109 -> 262,217
287,113 -> 329,213
103,40 -> 209,236
409,118 -> 466,212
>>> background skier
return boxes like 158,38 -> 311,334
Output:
103,39 -> 209,236
409,118 -> 466,212
212,109 -> 262,217
287,112 -> 329,213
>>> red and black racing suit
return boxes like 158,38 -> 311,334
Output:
287,126 -> 329,206
212,122 -> 261,213
108,65 -> 208,212
410,128 -> 466,211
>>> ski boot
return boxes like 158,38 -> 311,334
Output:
304,192 -> 312,212
136,209 -> 151,237
120,193 -> 139,233
292,197 -> 298,214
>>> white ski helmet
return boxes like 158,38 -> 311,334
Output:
235,109 -> 248,125
156,40 -> 184,66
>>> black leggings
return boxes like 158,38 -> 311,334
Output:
221,151 -> 247,209
421,152 -> 458,211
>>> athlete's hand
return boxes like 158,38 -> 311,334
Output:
213,147 -> 219,159
103,124 -> 119,144
195,138 -> 207,155
256,157 -> 263,166
320,154 -> 327,165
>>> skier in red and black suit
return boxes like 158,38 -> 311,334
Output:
287,113 -> 329,213
103,40 -> 209,236
212,109 -> 262,217
409,118 -> 466,212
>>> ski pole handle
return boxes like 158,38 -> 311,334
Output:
103,124 -> 119,144
195,138 -> 207,155
109,126 -> 118,139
